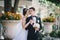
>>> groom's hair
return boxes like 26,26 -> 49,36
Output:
29,7 -> 35,11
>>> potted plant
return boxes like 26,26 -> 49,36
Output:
0,0 -> 22,39
42,16 -> 55,33
0,12 -> 22,39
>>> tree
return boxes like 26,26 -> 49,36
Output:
4,0 -> 20,13
13,0 -> 19,13
4,0 -> 12,13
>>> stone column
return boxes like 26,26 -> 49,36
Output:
0,6 -> 3,13
32,0 -> 39,15
13,0 -> 19,13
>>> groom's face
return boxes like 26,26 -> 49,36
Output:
29,9 -> 35,16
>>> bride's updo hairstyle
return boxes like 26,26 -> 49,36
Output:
23,8 -> 28,16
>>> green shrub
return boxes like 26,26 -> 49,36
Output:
57,30 -> 60,38
49,31 -> 58,38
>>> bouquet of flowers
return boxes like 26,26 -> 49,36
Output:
0,12 -> 22,20
33,23 -> 40,28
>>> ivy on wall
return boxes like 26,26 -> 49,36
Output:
39,0 -> 60,8
47,0 -> 60,6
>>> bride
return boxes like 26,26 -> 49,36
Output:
13,8 -> 31,40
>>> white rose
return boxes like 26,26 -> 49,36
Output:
33,23 -> 40,28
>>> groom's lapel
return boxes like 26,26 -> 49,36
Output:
35,16 -> 39,23
26,16 -> 32,24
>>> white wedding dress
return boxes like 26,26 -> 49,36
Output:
13,20 -> 28,40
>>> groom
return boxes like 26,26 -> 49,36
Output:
26,7 -> 42,40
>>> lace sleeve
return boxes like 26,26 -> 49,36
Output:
22,17 -> 26,23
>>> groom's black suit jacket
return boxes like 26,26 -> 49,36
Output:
26,16 -> 42,40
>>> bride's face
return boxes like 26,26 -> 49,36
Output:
26,10 -> 30,16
